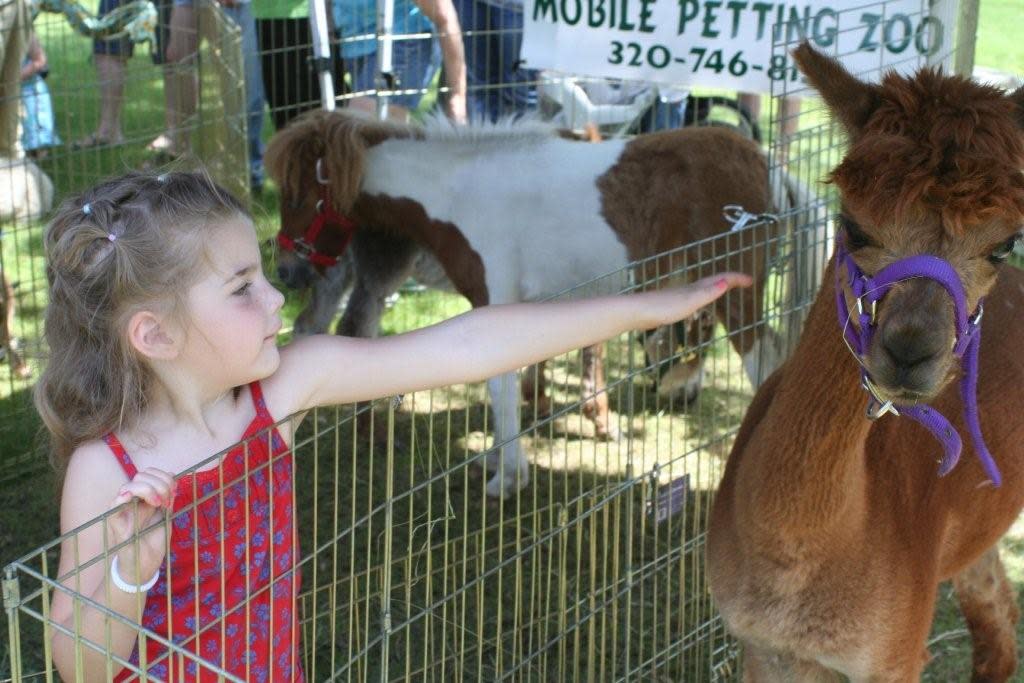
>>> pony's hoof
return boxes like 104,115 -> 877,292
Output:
484,463 -> 530,499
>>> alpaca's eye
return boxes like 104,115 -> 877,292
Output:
840,214 -> 872,250
988,233 -> 1021,264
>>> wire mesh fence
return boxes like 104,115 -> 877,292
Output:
6,216 -> 805,681
1,0 -> 995,680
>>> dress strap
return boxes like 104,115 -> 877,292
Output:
103,433 -> 138,480
247,381 -> 274,423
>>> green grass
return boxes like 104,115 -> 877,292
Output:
977,0 -> 1024,74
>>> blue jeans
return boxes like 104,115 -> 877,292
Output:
221,3 -> 265,187
346,36 -> 441,110
453,0 -> 537,122
636,96 -> 685,133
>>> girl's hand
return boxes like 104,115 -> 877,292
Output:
641,273 -> 753,329
106,467 -> 175,585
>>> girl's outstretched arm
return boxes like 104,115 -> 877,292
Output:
266,274 -> 750,417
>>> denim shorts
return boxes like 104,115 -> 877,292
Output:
346,37 -> 441,110
93,0 -> 174,64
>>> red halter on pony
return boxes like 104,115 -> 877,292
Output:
276,159 -> 358,268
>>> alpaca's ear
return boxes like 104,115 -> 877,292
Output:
792,42 -> 881,139
1010,85 -> 1024,129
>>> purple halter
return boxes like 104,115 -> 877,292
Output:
834,235 -> 1001,486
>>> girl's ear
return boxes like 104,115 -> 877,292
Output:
127,310 -> 180,361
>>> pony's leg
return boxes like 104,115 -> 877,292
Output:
521,360 -> 551,420
580,344 -> 617,440
742,644 -> 843,682
0,273 -> 28,379
485,372 -> 529,498
953,546 -> 1020,683
337,230 -> 419,338
293,259 -> 353,336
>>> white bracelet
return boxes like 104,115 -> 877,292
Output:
110,555 -> 160,594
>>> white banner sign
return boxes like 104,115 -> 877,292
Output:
522,0 -> 958,91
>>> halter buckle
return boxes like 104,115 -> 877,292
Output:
855,296 -> 878,325
970,302 -> 984,327
292,238 -> 316,260
862,377 -> 899,420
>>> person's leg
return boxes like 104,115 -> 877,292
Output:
162,2 -> 198,155
94,54 -> 127,143
0,0 -> 27,158
453,0 -> 492,121
148,0 -> 179,154
87,0 -> 134,146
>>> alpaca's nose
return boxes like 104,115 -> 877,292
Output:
881,327 -> 940,374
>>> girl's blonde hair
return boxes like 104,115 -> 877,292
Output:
35,171 -> 248,476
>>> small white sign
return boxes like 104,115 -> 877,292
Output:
522,0 -> 959,91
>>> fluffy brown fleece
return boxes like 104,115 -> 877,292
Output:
832,68 -> 1024,234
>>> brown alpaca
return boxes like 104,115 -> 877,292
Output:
707,44 -> 1024,681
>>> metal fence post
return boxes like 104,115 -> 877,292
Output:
4,566 -> 23,682
955,0 -> 980,77
309,0 -> 336,110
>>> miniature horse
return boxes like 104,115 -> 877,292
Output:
708,44 -> 1024,681
266,111 -> 787,498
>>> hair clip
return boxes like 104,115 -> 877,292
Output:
107,233 -> 117,242
82,202 -> 92,215
156,174 -> 168,183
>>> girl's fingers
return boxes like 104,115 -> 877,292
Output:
672,273 -> 752,313
694,272 -> 754,293
137,468 -> 177,504
116,476 -> 174,509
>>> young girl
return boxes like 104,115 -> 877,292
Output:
20,32 -> 61,158
37,171 -> 749,681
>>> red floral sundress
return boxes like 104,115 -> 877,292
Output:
107,382 -> 304,682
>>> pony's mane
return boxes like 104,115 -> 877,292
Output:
264,109 -> 562,215
831,68 -> 1024,233
416,111 -> 559,146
